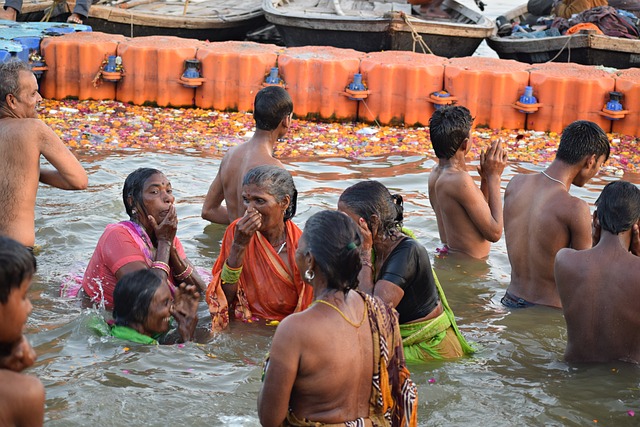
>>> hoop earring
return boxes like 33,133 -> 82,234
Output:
304,269 -> 315,281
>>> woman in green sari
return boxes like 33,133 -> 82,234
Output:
338,180 -> 474,362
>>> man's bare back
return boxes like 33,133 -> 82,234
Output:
202,85 -> 293,225
202,140 -> 283,224
503,173 -> 592,308
429,140 -> 506,259
427,106 -> 505,259
0,64 -> 87,247
502,120 -> 609,309
555,181 -> 640,363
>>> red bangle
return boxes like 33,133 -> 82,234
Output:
174,264 -> 193,282
152,261 -> 170,276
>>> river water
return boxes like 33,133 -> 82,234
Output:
24,1 -> 640,426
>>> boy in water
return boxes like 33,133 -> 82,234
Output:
428,105 -> 507,259
555,181 -> 640,363
0,235 -> 45,426
503,120 -> 610,308
201,86 -> 293,225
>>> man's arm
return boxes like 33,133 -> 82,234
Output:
568,199 -> 593,250
201,171 -> 230,225
454,173 -> 504,242
37,121 -> 88,190
460,140 -> 506,242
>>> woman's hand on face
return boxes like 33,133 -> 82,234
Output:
171,283 -> 199,342
356,217 -> 373,252
149,204 -> 178,243
233,209 -> 262,247
0,336 -> 37,372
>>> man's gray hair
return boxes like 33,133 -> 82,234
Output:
0,60 -> 32,109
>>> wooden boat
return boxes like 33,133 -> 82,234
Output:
486,3 -> 640,69
262,0 -> 495,57
19,0 -> 266,40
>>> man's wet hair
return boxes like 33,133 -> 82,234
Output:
595,180 -> 640,235
123,168 -> 163,220
428,105 -> 473,160
0,235 -> 36,304
301,210 -> 362,294
0,60 -> 32,110
339,180 -> 403,238
556,120 -> 610,164
253,86 -> 293,131
113,269 -> 163,327
243,165 -> 297,221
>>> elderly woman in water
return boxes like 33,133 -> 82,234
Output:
338,180 -> 474,363
78,168 -> 206,309
259,210 -> 417,427
206,165 -> 312,330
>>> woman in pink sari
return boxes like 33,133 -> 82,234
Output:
78,168 -> 205,310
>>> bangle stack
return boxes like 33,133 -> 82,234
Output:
221,261 -> 242,285
174,264 -> 194,282
152,261 -> 171,276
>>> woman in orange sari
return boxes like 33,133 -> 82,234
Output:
206,166 -> 312,330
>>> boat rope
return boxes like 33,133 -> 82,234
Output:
360,99 -> 382,128
545,34 -> 574,63
40,0 -> 66,22
400,12 -> 434,55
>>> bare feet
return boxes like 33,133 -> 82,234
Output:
66,13 -> 83,24
0,6 -> 17,20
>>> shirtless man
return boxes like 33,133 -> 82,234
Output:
201,86 -> 293,225
555,181 -> 640,363
428,105 -> 507,259
502,120 -> 610,309
0,60 -> 88,248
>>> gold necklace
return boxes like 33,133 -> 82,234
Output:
314,299 -> 367,328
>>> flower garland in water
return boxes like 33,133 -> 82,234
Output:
41,99 -> 638,176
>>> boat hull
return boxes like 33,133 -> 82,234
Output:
486,3 -> 640,69
84,15 -> 267,40
264,0 -> 494,57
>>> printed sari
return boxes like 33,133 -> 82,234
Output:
206,219 -> 312,331
281,291 -> 418,427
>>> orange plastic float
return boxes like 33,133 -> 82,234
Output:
611,68 -> 640,136
359,51 -> 447,126
527,62 -> 615,134
444,57 -> 531,130
115,36 -> 204,107
277,46 -> 365,121
40,32 -> 127,101
195,41 -> 280,112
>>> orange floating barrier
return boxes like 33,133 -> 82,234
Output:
116,36 -> 204,107
444,57 -> 531,130
612,69 -> 640,136
277,46 -> 364,121
195,41 -> 280,112
40,32 -> 127,101
526,62 -> 615,134
359,51 -> 447,126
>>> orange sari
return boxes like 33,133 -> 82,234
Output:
206,219 -> 312,331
